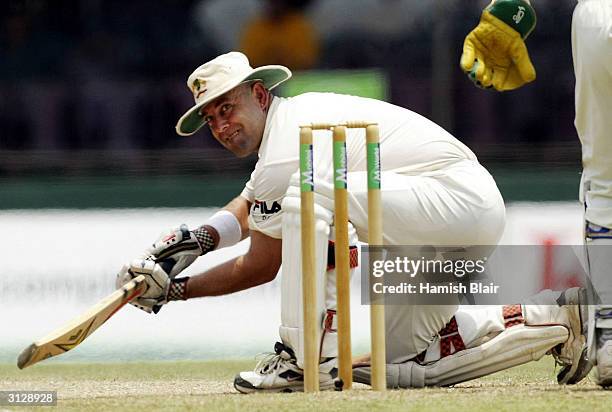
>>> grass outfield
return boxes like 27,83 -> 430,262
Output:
2,359 -> 611,411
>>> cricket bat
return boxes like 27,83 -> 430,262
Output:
17,275 -> 147,369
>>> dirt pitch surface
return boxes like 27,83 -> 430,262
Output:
2,359 -> 612,411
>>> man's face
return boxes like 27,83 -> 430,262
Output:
200,82 -> 269,158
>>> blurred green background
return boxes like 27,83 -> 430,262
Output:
0,1 -> 581,209
1,165 -> 581,209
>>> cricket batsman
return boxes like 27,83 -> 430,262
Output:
116,51 -> 589,392
461,0 -> 612,386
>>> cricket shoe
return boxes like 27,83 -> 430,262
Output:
552,287 -> 593,384
233,342 -> 337,393
594,307 -> 612,387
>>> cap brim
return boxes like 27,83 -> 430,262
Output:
176,65 -> 291,136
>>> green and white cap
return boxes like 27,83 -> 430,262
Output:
175,51 -> 292,136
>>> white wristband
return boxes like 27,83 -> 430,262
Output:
207,210 -> 242,249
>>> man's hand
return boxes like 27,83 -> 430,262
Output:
141,224 -> 215,278
460,0 -> 537,91
116,258 -> 191,313
116,259 -> 171,313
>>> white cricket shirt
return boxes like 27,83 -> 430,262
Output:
241,92 -> 477,238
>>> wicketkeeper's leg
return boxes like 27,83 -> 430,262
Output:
585,224 -> 612,386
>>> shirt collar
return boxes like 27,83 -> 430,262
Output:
258,96 -> 281,157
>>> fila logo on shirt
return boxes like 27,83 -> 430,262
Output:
251,198 -> 282,223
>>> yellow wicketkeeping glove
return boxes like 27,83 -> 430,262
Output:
460,0 -> 537,91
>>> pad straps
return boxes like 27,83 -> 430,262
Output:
326,241 -> 359,271
439,317 -> 466,358
503,304 -> 525,328
319,309 -> 337,361
439,305 -> 525,359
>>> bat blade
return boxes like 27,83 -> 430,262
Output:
17,275 -> 147,369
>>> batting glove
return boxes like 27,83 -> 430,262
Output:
460,0 -> 536,91
116,258 -> 189,313
141,224 -> 215,279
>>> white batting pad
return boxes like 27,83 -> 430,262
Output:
380,323 -> 567,388
358,299 -> 572,388
279,195 -> 332,368
586,237 -> 612,303
419,291 -> 574,364
278,188 -> 360,365
319,224 -> 359,359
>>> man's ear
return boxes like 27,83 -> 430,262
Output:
251,82 -> 270,110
